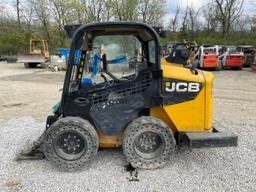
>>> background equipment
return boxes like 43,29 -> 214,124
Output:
237,45 -> 255,67
194,45 -> 220,70
218,46 -> 244,70
17,39 -> 49,68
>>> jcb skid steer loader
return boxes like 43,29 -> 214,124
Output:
16,22 -> 237,171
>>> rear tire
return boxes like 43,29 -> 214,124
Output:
24,63 -> 37,68
29,63 -> 38,68
24,63 -> 29,68
41,117 -> 99,172
231,67 -> 242,70
123,116 -> 176,169
216,61 -> 223,71
41,63 -> 47,68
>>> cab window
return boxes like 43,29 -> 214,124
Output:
81,35 -> 143,85
148,40 -> 156,65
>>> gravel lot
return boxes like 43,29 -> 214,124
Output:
0,63 -> 256,192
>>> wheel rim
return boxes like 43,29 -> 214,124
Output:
54,131 -> 87,161
133,129 -> 164,160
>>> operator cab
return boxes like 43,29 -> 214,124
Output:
67,24 -> 159,93
60,22 -> 162,135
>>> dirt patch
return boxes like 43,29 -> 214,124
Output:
1,179 -> 22,191
125,164 -> 139,182
0,63 -> 63,123
0,72 -> 64,84
2,103 -> 28,108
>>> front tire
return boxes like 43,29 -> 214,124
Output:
216,61 -> 223,71
231,67 -> 242,70
41,63 -> 47,68
24,63 -> 29,68
41,117 -> 99,171
24,63 -> 37,68
123,116 -> 176,169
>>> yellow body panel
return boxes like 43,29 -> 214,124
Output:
98,132 -> 123,148
150,107 -> 178,132
203,71 -> 214,130
151,64 -> 214,133
99,63 -> 215,147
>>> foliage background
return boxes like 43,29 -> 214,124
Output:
0,0 -> 255,55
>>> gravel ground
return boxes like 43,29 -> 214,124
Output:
0,63 -> 256,191
0,117 -> 256,192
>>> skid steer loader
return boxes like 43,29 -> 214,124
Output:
194,45 -> 220,70
16,22 -> 237,171
218,46 -> 244,70
237,45 -> 255,67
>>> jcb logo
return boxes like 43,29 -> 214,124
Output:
165,82 -> 200,92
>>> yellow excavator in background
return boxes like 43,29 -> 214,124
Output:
17,39 -> 50,68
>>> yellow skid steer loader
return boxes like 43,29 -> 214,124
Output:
16,22 -> 237,171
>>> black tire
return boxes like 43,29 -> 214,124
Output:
180,49 -> 189,59
41,117 -> 99,171
24,63 -> 29,68
29,63 -> 38,68
41,63 -> 47,68
24,63 -> 37,68
216,61 -> 223,71
123,116 -> 176,169
231,67 -> 242,70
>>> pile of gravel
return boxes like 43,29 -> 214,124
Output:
0,117 -> 255,192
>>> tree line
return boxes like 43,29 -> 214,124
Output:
167,0 -> 256,45
0,0 -> 255,55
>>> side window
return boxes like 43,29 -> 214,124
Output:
148,40 -> 156,64
81,35 -> 143,85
